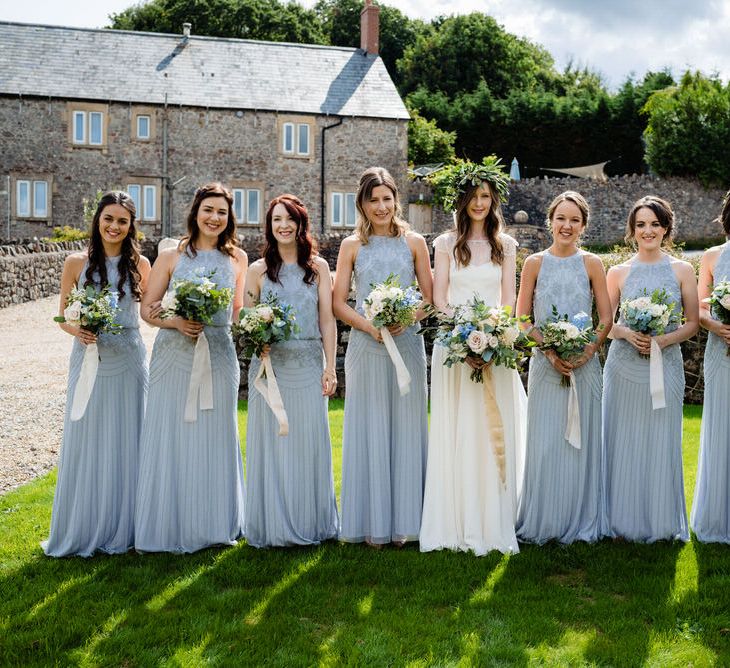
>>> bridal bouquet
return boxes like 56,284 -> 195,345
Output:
54,284 -> 121,335
159,268 -> 232,422
363,273 -> 421,328
234,293 -> 300,357
435,296 -> 532,383
540,307 -> 598,387
620,288 -> 680,411
703,280 -> 730,355
160,267 -> 233,324
363,274 -> 422,395
620,288 -> 679,352
54,284 -> 121,421
234,294 -> 299,436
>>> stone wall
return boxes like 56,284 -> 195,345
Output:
0,96 -> 408,241
421,174 -> 728,245
0,240 -> 86,307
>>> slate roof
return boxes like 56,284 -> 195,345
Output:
0,21 -> 409,119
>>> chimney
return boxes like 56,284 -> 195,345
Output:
360,0 -> 379,56
182,22 -> 191,37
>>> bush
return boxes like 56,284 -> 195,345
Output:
43,226 -> 89,242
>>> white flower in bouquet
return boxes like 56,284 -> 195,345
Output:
258,305 -> 275,323
64,300 -> 82,325
160,290 -> 178,312
500,326 -> 520,347
467,330 -> 488,354
488,335 -> 500,348
720,294 -> 730,310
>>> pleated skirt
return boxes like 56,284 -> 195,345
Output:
603,341 -> 688,542
340,328 -> 428,544
517,352 -> 605,544
245,340 -> 339,547
43,333 -> 147,557
134,329 -> 245,553
691,333 -> 730,542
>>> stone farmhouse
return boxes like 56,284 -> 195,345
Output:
0,1 -> 409,240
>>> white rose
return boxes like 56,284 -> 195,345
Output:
161,290 -> 178,311
563,323 -> 581,340
501,326 -> 520,347
258,305 -> 274,322
467,330 -> 488,354
488,335 -> 500,348
64,301 -> 82,324
719,295 -> 730,310
486,308 -> 502,326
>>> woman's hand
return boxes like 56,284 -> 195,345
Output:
174,318 -> 204,339
568,342 -> 598,370
544,349 -> 572,378
76,328 -> 97,346
386,323 -> 407,337
625,330 -> 651,355
322,369 -> 338,397
711,322 -> 730,345
148,300 -> 163,320
368,324 -> 383,343
259,344 -> 271,359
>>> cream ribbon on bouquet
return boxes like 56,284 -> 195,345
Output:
381,327 -> 411,396
70,343 -> 99,421
564,371 -> 582,449
253,355 -> 289,436
184,331 -> 214,422
649,337 -> 666,410
482,366 -> 506,488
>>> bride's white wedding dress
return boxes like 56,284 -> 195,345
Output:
420,232 -> 527,555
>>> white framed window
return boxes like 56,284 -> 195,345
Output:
143,185 -> 156,221
136,115 -> 151,140
297,123 -> 310,155
15,178 -> 50,218
330,191 -> 356,228
282,122 -> 294,154
70,107 -> 106,147
73,111 -> 86,144
232,187 -> 262,225
89,112 -> 103,145
127,182 -> 159,222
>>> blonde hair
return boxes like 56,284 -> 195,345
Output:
354,167 -> 409,243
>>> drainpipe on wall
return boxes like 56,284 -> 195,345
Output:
6,175 -> 10,240
162,93 -> 170,238
320,117 -> 343,234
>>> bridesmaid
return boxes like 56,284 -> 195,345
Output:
44,191 -> 150,557
516,191 -> 612,544
333,167 -> 432,547
244,194 -> 339,547
135,183 -> 247,553
691,191 -> 730,542
603,195 -> 698,542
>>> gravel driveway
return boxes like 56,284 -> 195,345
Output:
0,296 -> 157,495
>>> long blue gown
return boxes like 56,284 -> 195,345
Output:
44,256 -> 147,557
135,249 -> 245,553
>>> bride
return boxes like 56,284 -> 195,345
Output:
420,160 -> 527,555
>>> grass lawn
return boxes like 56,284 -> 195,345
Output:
2,403 -> 729,666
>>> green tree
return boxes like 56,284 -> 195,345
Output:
398,13 -> 557,99
407,108 -> 455,165
643,71 -> 730,185
109,0 -> 327,44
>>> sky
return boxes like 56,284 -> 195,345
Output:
2,0 -> 729,89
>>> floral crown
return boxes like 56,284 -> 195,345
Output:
442,158 -> 510,212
